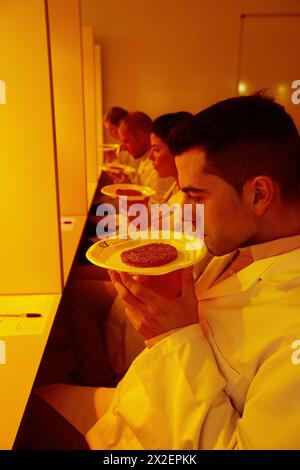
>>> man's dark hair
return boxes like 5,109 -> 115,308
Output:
152,112 -> 192,144
104,106 -> 128,126
168,92 -> 300,201
122,112 -> 152,134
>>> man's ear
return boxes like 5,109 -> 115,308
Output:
244,176 -> 275,215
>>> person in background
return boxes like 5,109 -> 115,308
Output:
64,113 -> 192,388
22,93 -> 300,450
118,111 -> 152,161
150,112 -> 192,203
102,106 -> 133,166
103,106 -> 128,140
62,112 -> 194,388
105,111 -> 196,377
118,111 -> 175,203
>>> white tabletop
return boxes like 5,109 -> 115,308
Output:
0,294 -> 61,449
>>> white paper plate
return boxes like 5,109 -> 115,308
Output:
101,184 -> 156,201
100,163 -> 136,175
86,231 -> 206,275
99,144 -> 120,150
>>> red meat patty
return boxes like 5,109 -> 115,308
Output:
107,166 -> 123,171
116,188 -> 143,197
121,243 -> 178,268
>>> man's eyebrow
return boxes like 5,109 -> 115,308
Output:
181,187 -> 207,193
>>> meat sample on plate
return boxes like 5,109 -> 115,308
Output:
121,243 -> 178,267
116,188 -> 143,197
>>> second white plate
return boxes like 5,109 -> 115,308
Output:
101,184 -> 156,201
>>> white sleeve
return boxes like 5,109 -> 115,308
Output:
86,324 -> 300,450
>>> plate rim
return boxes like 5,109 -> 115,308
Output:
100,162 -> 136,174
101,183 -> 156,200
86,231 -> 206,275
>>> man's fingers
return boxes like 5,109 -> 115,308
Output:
108,270 -> 146,311
123,307 -> 151,336
109,270 -> 151,334
119,272 -> 168,307
133,275 -> 150,284
108,270 -> 129,299
182,266 -> 196,295
108,269 -> 122,285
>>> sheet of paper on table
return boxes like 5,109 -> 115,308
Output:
0,295 -> 53,336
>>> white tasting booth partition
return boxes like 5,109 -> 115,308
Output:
0,0 -> 63,449
0,0 -> 63,296
47,0 -> 89,283
81,25 -> 98,207
94,44 -> 104,174
0,0 -> 103,448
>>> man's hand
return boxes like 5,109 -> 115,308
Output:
104,149 -> 117,162
109,172 -> 131,184
133,269 -> 184,299
108,267 -> 199,339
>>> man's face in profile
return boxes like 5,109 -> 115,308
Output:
104,121 -> 119,140
118,123 -> 145,159
176,148 -> 257,256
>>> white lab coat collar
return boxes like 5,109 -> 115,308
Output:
196,246 -> 300,300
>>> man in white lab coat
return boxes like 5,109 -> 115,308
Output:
21,93 -> 300,450
85,93 -> 300,449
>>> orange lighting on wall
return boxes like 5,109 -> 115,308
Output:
238,81 -> 248,94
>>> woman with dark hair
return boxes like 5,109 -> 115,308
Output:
150,112 -> 192,203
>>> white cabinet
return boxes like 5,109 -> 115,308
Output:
0,1 -> 103,292
47,0 -> 88,216
0,0 -> 62,294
